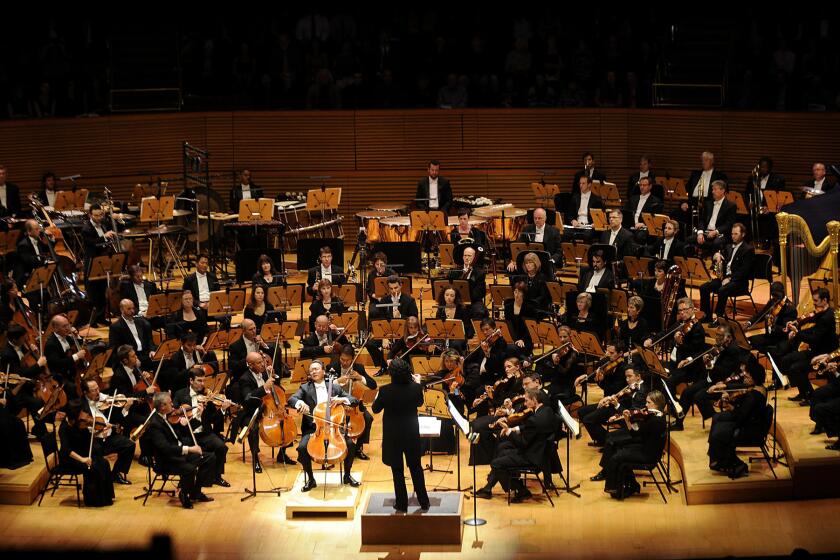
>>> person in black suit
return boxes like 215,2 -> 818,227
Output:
563,176 -> 604,241
511,252 -> 552,317
109,299 -> 157,369
598,390 -> 668,499
182,254 -> 219,310
306,246 -> 346,298
81,204 -> 119,325
119,264 -> 159,319
687,180 -> 738,256
1,324 -> 49,435
288,360 -> 361,491
649,219 -> 685,262
779,288 -> 839,403
160,332 -> 220,393
449,208 -> 488,249
14,220 -> 50,287
474,388 -> 559,502
625,176 -> 664,244
449,246 -> 487,319
145,391 -> 215,508
109,345 -> 156,455
745,157 -> 786,245
578,367 -> 649,447
80,379 -> 136,486
571,152 -> 607,195
465,319 -> 509,392
371,275 -> 418,321
229,169 -> 265,212
568,292 -> 599,336
626,155 -> 659,201
371,358 -> 430,512
300,314 -> 350,361
57,403 -> 114,506
649,297 -> 709,402
44,314 -> 88,391
329,346 -> 378,461
600,209 -> 636,261
414,159 -> 452,214
227,318 -> 283,382
504,281 -> 534,359
173,369 -> 231,487
745,281 -> 797,355
805,161 -> 837,194
698,223 -> 754,322
507,207 -> 563,270
36,171 -> 58,208
0,165 -> 22,218
577,249 -> 614,293
676,151 -> 728,229
365,251 -> 397,301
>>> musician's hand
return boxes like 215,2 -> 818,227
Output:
451,381 -> 460,390
74,350 -> 87,361
105,231 -> 117,239
188,445 -> 202,455
722,278 -> 730,286
472,398 -> 483,408
324,344 -> 334,354
595,371 -> 604,382
298,403 -> 310,416
597,397 -> 610,408
179,416 -> 189,426
571,220 -> 580,227
337,375 -> 349,386
312,282 -> 319,293
643,338 -> 653,348
677,359 -> 689,369
83,457 -> 93,468
503,398 -> 512,408
199,302 -> 208,310
680,202 -> 689,212
196,345 -> 205,354
427,344 -> 438,353
54,411 -> 66,422
574,374 -> 587,387
122,399 -> 132,410
149,350 -> 156,360
622,409 -> 632,419
674,332 -> 684,345
713,252 -> 723,262
515,339 -> 525,348
264,378 -> 274,391
788,330 -> 796,340
506,261 -> 516,272
828,363 -> 838,373
37,356 -> 47,367
812,354 -> 828,365
501,427 -> 514,437
707,230 -> 718,239
411,373 -> 421,384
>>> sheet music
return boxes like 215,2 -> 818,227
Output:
557,400 -> 580,438
767,353 -> 790,389
446,396 -> 471,436
418,415 -> 442,437
660,379 -> 683,417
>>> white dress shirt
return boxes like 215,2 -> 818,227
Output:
241,184 -> 252,200
577,192 -> 591,224
534,227 -> 545,243
188,388 -> 203,432
0,184 -> 7,208
815,178 -> 825,192
134,282 -> 149,316
706,199 -> 724,231
428,177 -> 439,209
30,236 -> 41,257
726,242 -> 742,277
320,266 -> 332,282
244,337 -> 259,355
124,317 -> 143,351
195,272 -> 210,303
91,219 -> 106,238
634,193 -> 650,224
661,238 -> 674,260
693,169 -> 714,197
586,268 -> 606,293
46,190 -> 57,207
55,333 -> 71,353
608,227 -> 620,246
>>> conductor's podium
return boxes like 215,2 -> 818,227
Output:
361,492 -> 463,545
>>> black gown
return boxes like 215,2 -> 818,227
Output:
58,421 -> 115,507
0,402 -> 33,469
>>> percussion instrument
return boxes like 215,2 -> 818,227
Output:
380,216 -> 422,243
356,210 -> 398,243
369,203 -> 408,213
475,207 -> 526,241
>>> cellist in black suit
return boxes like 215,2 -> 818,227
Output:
371,358 -> 430,512
288,360 -> 360,492
328,346 -> 378,461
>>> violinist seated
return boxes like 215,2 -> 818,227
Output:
574,342 -> 630,405
543,325 -> 583,406
465,318 -> 509,392
300,314 -> 350,360
578,367 -> 649,448
370,274 -> 418,321
228,319 -> 285,382
109,299 -> 157,370
44,313 -> 89,393
182,255 -> 220,311
329,346 -> 378,461
288,360 -> 362,492
615,296 -> 651,350
80,379 -> 136,486
173,369 -> 231,487
671,325 -> 746,431
58,402 -> 115,507
645,297 -> 708,399
744,281 -> 796,355
504,282 -> 534,360
308,278 -> 346,334
468,363 -> 532,467
144,391 -> 216,509
236,351 -> 295,473
422,350 -> 469,455
166,291 -> 210,348
577,250 -> 614,294
707,366 -> 768,479
119,264 -> 160,325
592,390 -> 668,500
81,203 -> 120,326
698,223 -> 754,323
810,359 -> 840,450
780,288 -> 840,405
449,245 -> 488,319
388,316 -> 440,363
110,345 -> 157,459
0,387 -> 34,470
474,388 -> 559,503
434,287 -> 474,354
365,251 -> 397,302
13,219 -> 50,287
306,246 -> 346,299
161,331 -> 219,394
1,324 -> 49,431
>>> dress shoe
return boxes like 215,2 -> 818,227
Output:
355,450 -> 370,461
799,399 -> 811,407
113,473 -> 132,485
623,481 -> 641,496
419,502 -> 431,512
544,482 -> 557,491
788,394 -> 804,402
669,420 -> 684,431
302,478 -> 317,492
343,474 -> 361,487
510,488 -> 533,503
811,426 -> 825,436
279,454 -> 297,465
138,456 -> 150,467
214,477 -> 231,488
192,492 -> 214,503
587,441 -> 604,448
393,507 -> 407,514
179,490 -> 193,509
826,441 -> 840,451
590,471 -> 606,482
253,462 -> 263,474
727,463 -> 749,479
474,488 -> 492,499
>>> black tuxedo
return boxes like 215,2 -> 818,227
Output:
650,237 -> 685,262
80,219 -> 115,264
144,413 -> 214,497
0,182 -> 22,217
415,176 -> 453,213
371,293 -> 418,321
564,192 -> 604,228
300,330 -> 349,360
229,183 -> 265,212
119,280 -> 159,315
625,195 -> 664,227
572,168 -> 607,194
0,342 -> 45,381
80,398 -> 136,477
626,171 -> 660,200
488,404 -> 559,493
327,361 -> 377,446
161,348 -> 219,393
15,235 -> 50,286
108,316 -> 156,365
447,266 -> 487,314
577,266 -> 615,292
449,226 -> 487,248
745,173 -> 786,207
182,272 -> 220,306
599,227 -> 636,260
172,387 -> 228,479
288,380 -> 359,479
580,382 -> 650,445
371,378 -> 429,510
780,308 -> 839,399
699,242 -> 754,319
306,265 -> 346,297
686,169 -> 728,207
44,332 -> 83,384
804,177 -> 837,194
602,414 -> 666,494
227,338 -> 250,381
699,198 -> 737,237
518,224 -> 563,265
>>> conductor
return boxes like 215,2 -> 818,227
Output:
371,358 -> 431,513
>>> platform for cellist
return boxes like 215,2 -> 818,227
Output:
284,470 -> 363,519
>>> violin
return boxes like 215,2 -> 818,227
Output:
710,387 -> 754,411
306,372 -> 349,465
472,372 -> 518,410
813,349 -> 840,376
607,408 -> 653,425
133,358 -> 165,409
480,328 -> 502,352
96,395 -> 141,410
785,310 -> 819,335
36,373 -> 67,417
76,410 -> 109,434
398,330 -> 433,359
167,405 -> 200,424
489,407 -> 533,431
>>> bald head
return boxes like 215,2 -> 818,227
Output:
242,318 -> 257,340
314,315 -> 330,334
246,351 -> 266,373
119,299 -> 136,317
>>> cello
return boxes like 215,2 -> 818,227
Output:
335,335 -> 371,440
258,351 -> 297,449
306,370 -> 348,466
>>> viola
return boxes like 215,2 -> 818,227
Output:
167,405 -> 199,424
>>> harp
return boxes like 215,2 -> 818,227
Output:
776,212 -> 839,327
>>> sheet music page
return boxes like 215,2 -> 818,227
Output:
557,400 -> 580,437
767,353 -> 790,389
446,397 -> 471,435
418,415 -> 442,437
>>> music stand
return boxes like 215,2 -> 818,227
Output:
410,210 -> 447,279
719,317 -> 752,351
24,264 -> 56,295
330,312 -> 361,336
418,387 -> 454,478
205,327 -> 242,374
307,187 -> 342,212
262,321 -> 300,367
89,253 -> 127,317
766,352 -> 791,467
146,293 -> 182,319
55,190 -> 88,211
569,330 -> 605,359
0,230 -> 21,256
642,213 -> 669,237
154,338 -> 184,362
531,182 -> 560,208
410,356 -> 442,376
425,319 -> 466,349
334,284 -> 358,309
438,243 -> 455,267
623,256 -> 650,281
370,319 -> 407,341
140,195 -> 176,223
267,284 -> 304,317
674,256 -> 711,298
525,319 -> 561,353
238,198 -> 274,222
432,279 -> 471,304
510,242 -> 545,264
207,289 -> 246,318
557,400 -> 582,498
489,285 -> 513,310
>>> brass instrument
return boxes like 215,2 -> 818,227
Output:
661,264 -> 682,329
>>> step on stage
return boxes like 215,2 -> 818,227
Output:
361,492 -> 463,545
284,471 -> 364,519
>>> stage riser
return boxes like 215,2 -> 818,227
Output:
361,492 -> 463,546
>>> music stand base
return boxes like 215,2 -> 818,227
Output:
464,518 -> 487,526
241,487 -> 285,502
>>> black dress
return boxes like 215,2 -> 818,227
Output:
0,403 -> 33,469
245,302 -> 278,333
434,304 -> 474,353
167,308 -> 210,343
616,316 -> 650,349
58,421 -> 115,507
